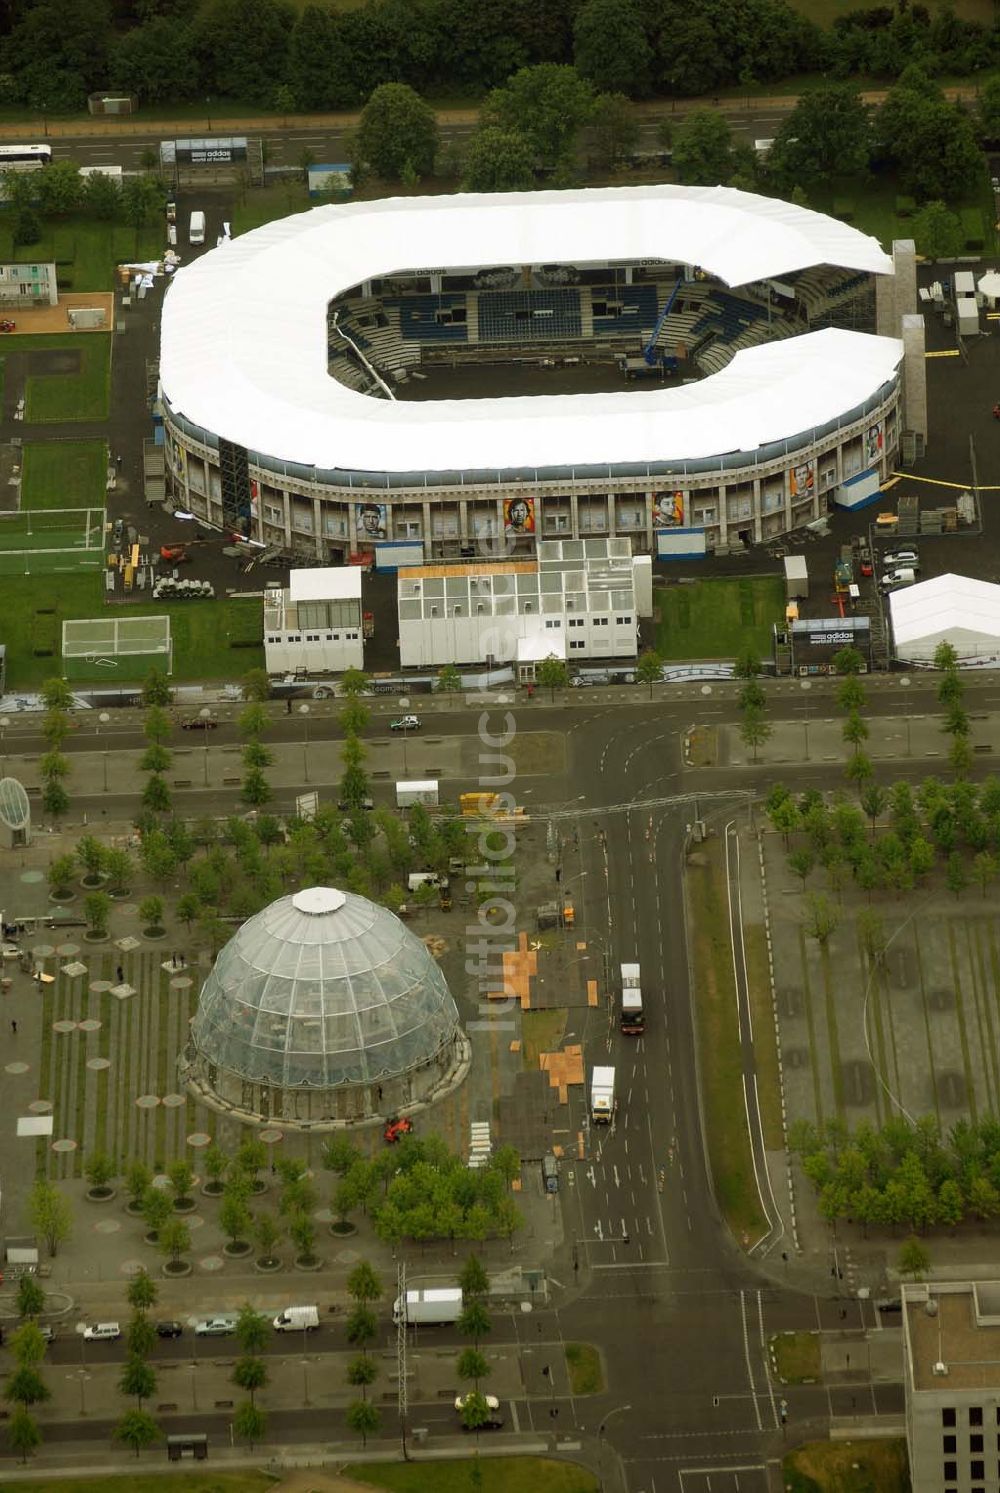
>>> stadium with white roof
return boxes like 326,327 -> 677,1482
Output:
159,184 -> 924,563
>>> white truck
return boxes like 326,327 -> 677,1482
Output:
396,779 -> 439,809
591,1065 -> 616,1124
393,1287 -> 463,1326
272,1304 -> 320,1332
188,209 -> 206,245
620,962 -> 644,1035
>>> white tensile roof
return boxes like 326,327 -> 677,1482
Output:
160,185 -> 896,476
890,574 -> 1000,656
289,567 -> 361,602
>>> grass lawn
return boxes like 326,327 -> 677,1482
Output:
745,923 -> 784,1148
231,182 -> 313,235
565,1342 -> 603,1394
0,573 -> 264,689
9,333 -> 113,422
0,217 -> 163,293
771,1330 -> 821,1383
809,172 -> 996,256
346,1458 -> 598,1493
2,1475 -> 277,1493
522,1008 -> 567,1070
784,1438 -> 910,1493
688,838 -> 768,1244
655,577 -> 784,662
21,439 -> 107,510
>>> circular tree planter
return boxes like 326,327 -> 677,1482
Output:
144,1231 -> 163,1247
294,1255 -> 323,1273
161,1260 -> 192,1278
200,1181 -> 225,1198
48,890 -> 75,905
80,874 -> 107,891
329,1220 -> 356,1238
108,888 -> 132,901
143,926 -> 167,941
246,1178 -> 268,1196
124,1199 -> 145,1217
255,1256 -> 283,1274
85,1186 -> 117,1204
223,1240 -> 252,1259
172,1197 -> 197,1214
83,930 -> 109,944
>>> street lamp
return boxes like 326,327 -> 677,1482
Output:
199,707 -> 212,787
0,717 -> 9,776
98,712 -> 110,792
299,703 -> 310,784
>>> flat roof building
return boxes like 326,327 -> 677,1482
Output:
264,566 -> 363,676
903,1281 -> 1000,1493
396,538 -> 640,675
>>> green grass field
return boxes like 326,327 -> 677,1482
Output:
21,439 -> 107,509
1,1475 -> 277,1493
231,181 -> 312,235
0,573 -> 264,689
808,171 -> 996,255
655,576 -> 784,661
15,334 -> 113,422
0,217 -> 162,294
346,1460 -> 599,1493
784,1439 -> 910,1493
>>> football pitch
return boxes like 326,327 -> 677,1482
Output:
0,507 -> 105,575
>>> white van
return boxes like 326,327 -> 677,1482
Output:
880,567 -> 917,592
272,1305 -> 320,1332
188,210 -> 206,246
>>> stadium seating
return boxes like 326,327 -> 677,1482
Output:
394,294 -> 468,344
477,289 -> 582,343
589,284 -> 657,333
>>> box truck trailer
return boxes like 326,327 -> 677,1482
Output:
591,1066 -> 616,1124
393,1287 -> 463,1326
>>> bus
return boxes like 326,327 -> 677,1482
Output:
0,144 -> 53,172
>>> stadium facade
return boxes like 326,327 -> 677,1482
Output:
159,185 -> 923,563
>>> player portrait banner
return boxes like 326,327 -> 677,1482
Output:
652,491 -> 684,528
865,422 -> 883,465
789,460 -> 815,499
503,497 -> 535,535
356,502 -> 388,540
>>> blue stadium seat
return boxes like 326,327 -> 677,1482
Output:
394,294 -> 468,343
589,284 -> 657,332
478,289 -> 581,343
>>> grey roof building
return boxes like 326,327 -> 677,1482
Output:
181,886 -> 469,1129
904,1281 -> 1000,1493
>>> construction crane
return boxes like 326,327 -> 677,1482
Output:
642,277 -> 685,366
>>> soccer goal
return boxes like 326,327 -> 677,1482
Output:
61,614 -> 172,682
0,507 -> 106,575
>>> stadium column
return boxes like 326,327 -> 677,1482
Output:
422,500 -> 432,559
901,314 -> 927,444
605,491 -> 614,538
312,496 -> 323,560
569,491 -> 580,542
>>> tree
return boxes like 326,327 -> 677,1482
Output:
734,647 -> 760,680
860,783 -> 887,839
253,1211 -> 283,1265
347,1354 -> 377,1399
220,1190 -> 253,1253
787,848 -> 814,888
28,1181 -> 72,1258
4,1366 -> 50,1408
738,708 -> 772,763
636,648 -> 664,698
589,91 -> 641,171
934,641 -> 959,672
241,768 -> 272,807
339,668 -> 371,698
46,854 -> 77,899
337,700 -> 370,737
346,1398 -> 380,1448
911,200 -> 964,260
842,712 -> 869,755
141,1187 -> 171,1240
769,797 -> 800,849
769,84 -> 869,187
141,667 -> 172,707
9,1324 -> 46,1368
138,895 -> 164,934
482,64 -> 595,173
972,850 -> 997,898
803,892 -> 838,946
357,83 -> 438,180
142,774 -> 172,813
119,1356 -> 156,1409
233,1400 -> 267,1451
6,1405 -> 41,1464
945,852 -> 969,899
84,1151 -> 115,1196
324,1135 -> 363,1177
83,891 -> 112,939
458,1253 -> 491,1302
126,1269 -> 157,1314
167,1159 -> 194,1208
457,1345 -> 489,1392
289,1211 -> 318,1265
242,668 -> 271,702
139,742 -> 171,774
42,780 -> 70,820
41,677 -> 73,711
347,1259 -> 384,1306
346,1305 -> 377,1353
537,656 -> 569,700
16,1277 -> 44,1322
111,15 -> 196,106
113,1408 -> 161,1458
878,67 -> 984,200
435,664 -> 462,694
158,1217 -> 191,1271
232,1355 -> 268,1405
235,1304 -> 270,1356
845,751 -> 874,794
462,126 -> 537,192
573,0 -> 651,96
124,1160 -> 152,1210
126,1314 -> 157,1362
105,847 -> 133,896
897,1235 -> 930,1280
672,109 -> 734,185
39,749 -> 70,783
457,1301 -> 492,1347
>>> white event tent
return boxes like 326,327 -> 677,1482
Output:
889,573 -> 1000,665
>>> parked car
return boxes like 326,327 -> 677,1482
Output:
181,718 -> 218,731
195,1315 -> 238,1337
338,796 -> 374,812
462,1416 -> 505,1432
390,715 -> 420,732
83,1321 -> 120,1342
39,1325 -> 56,1343
156,1320 -> 183,1338
882,550 -> 919,569
455,1393 -> 501,1412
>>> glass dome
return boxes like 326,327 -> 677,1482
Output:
0,778 -> 29,830
190,886 -> 461,1089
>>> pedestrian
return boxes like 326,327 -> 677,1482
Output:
116,452 -> 122,468
377,1084 -> 383,1103
116,964 -> 124,984
286,697 -> 293,715
10,1020 -> 16,1035
994,404 -> 1000,421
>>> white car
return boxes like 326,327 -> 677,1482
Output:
82,1321 -> 120,1342
455,1392 -> 501,1412
195,1315 -> 238,1337
882,550 -> 919,569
